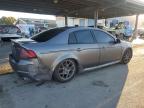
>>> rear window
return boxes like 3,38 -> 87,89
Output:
31,28 -> 66,42
0,25 -> 20,34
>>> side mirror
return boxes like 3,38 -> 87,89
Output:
115,38 -> 121,44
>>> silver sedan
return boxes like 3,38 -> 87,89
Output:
9,27 -> 132,82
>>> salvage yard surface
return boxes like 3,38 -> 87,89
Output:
0,43 -> 144,108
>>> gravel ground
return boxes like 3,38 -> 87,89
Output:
0,43 -> 144,108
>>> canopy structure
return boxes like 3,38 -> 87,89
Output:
0,0 -> 144,19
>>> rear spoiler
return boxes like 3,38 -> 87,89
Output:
11,38 -> 35,45
11,38 -> 37,51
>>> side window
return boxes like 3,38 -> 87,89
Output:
69,33 -> 77,44
93,30 -> 115,43
74,30 -> 94,44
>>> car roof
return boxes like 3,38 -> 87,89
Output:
53,26 -> 101,31
62,26 -> 102,32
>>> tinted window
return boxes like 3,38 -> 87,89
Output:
69,33 -> 77,44
31,28 -> 66,42
93,30 -> 114,43
74,30 -> 94,44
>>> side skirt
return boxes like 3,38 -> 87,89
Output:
83,60 -> 121,72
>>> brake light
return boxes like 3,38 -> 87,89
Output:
20,48 -> 37,59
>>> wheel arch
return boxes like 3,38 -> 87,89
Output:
122,47 -> 133,58
51,54 -> 80,73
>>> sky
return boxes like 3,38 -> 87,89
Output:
0,10 -> 56,20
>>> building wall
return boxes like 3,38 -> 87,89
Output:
56,17 -> 65,27
56,15 -> 144,28
73,18 -> 79,26
56,17 -> 80,27
137,14 -> 144,28
56,17 -> 105,27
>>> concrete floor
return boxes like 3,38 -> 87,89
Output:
0,43 -> 144,108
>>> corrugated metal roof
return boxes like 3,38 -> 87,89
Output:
0,0 -> 143,18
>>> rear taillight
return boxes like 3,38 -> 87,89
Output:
20,48 -> 37,59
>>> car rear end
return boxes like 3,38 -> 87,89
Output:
0,25 -> 22,41
9,39 -> 51,81
9,27 -> 70,81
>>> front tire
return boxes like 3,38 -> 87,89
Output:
121,49 -> 132,64
53,59 -> 77,83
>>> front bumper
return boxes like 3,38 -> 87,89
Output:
9,54 -> 52,81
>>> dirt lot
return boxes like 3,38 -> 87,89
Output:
0,43 -> 144,108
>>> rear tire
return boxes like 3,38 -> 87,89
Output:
121,49 -> 132,64
53,59 -> 77,83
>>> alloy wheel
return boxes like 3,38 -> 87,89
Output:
123,50 -> 132,64
56,59 -> 76,81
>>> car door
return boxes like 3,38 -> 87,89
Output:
92,30 -> 122,64
68,30 -> 100,68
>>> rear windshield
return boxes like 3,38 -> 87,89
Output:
0,25 -> 20,34
31,28 -> 66,42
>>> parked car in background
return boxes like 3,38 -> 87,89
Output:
114,22 -> 134,40
0,25 -> 22,41
16,24 -> 35,38
9,27 -> 133,82
114,22 -> 125,39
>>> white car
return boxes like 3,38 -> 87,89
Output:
0,25 -> 22,41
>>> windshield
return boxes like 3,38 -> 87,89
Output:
31,28 -> 66,42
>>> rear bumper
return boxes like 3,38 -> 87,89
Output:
9,54 -> 52,81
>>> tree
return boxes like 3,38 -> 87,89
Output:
0,16 -> 16,25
